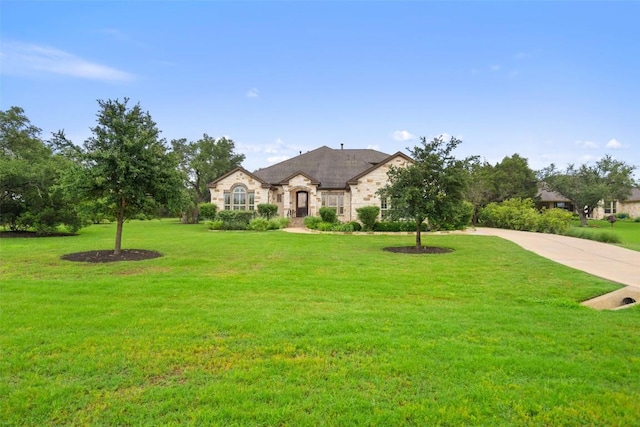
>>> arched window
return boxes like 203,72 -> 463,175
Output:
232,186 -> 246,210
224,184 -> 255,210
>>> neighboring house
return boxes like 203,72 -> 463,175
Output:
207,145 -> 412,222
592,187 -> 640,219
536,187 -> 575,213
537,186 -> 640,219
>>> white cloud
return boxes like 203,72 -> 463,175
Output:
366,144 -> 380,150
606,138 -> 622,149
392,130 -> 416,141
490,64 -> 501,71
246,88 -> 259,98
575,140 -> 598,149
0,41 -> 134,82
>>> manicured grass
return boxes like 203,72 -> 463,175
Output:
2,220 -> 639,425
570,220 -> 640,251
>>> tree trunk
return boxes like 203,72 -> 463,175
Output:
114,197 -> 125,255
415,220 -> 422,248
578,210 -> 588,227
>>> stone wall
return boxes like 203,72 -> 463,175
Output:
349,155 -> 411,220
209,170 -> 268,209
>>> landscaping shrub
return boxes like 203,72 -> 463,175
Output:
304,216 -> 323,229
348,221 -> 362,232
356,206 -> 380,231
617,213 -> 629,220
535,208 -> 574,234
198,203 -> 218,221
635,217 -> 640,223
272,217 -> 290,229
214,210 -> 255,230
316,221 -> 335,231
205,220 -> 224,230
480,198 -> 579,235
257,204 -> 278,219
319,207 -> 338,223
249,217 -> 270,231
479,198 -> 538,231
565,228 -> 621,244
249,217 -> 290,231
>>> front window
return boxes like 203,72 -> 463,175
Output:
322,192 -> 344,215
224,185 -> 255,211
554,202 -> 573,211
380,198 -> 389,219
604,201 -> 617,215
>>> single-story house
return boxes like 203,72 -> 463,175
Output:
536,187 -> 575,213
592,187 -> 640,219
207,145 -> 412,223
537,186 -> 640,219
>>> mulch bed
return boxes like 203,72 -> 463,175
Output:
383,246 -> 453,254
61,249 -> 163,263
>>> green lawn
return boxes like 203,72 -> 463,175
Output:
2,220 -> 639,425
572,220 -> 640,251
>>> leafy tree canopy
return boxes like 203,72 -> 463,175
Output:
466,154 -> 537,224
540,155 -> 636,226
78,98 -> 183,253
171,134 -> 245,223
378,135 -> 475,247
0,107 -> 83,233
172,134 -> 245,203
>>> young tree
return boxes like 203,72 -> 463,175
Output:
540,155 -> 636,226
79,98 -> 182,254
378,136 -> 475,248
171,134 -> 245,223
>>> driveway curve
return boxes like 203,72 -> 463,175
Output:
472,228 -> 640,290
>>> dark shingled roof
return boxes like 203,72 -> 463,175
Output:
625,188 -> 640,202
251,146 -> 391,189
537,187 -> 571,202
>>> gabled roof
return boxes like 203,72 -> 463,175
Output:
624,188 -> 640,202
537,187 -> 571,203
207,167 -> 270,189
251,146 -> 392,189
347,151 -> 413,185
278,170 -> 321,186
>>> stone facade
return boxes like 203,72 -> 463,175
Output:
348,154 -> 411,221
209,169 -> 269,210
207,147 -> 413,222
593,191 -> 640,219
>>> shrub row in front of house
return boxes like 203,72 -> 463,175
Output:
303,207 -> 429,233
204,204 -> 290,231
478,198 -> 574,234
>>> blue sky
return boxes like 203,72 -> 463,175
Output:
2,1 -> 638,174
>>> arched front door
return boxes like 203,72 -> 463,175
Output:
296,191 -> 309,217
